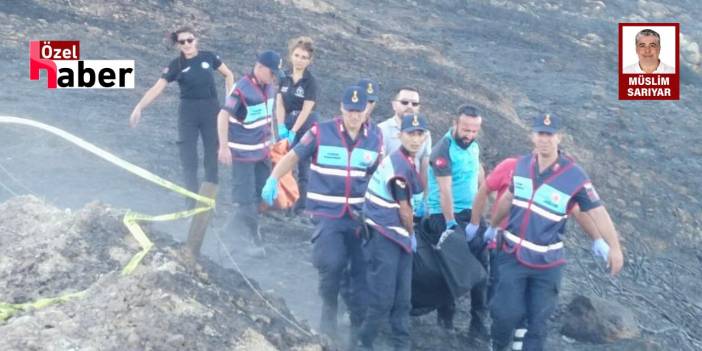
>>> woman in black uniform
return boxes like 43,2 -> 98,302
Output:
129,26 -> 234,198
275,36 -> 318,215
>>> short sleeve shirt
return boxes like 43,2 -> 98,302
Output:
485,157 -> 518,228
378,116 -> 431,166
278,69 -> 318,112
161,50 -> 222,99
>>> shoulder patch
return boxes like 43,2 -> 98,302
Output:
584,182 -> 600,202
435,157 -> 448,169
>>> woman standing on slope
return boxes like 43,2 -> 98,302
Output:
129,26 -> 234,201
275,36 -> 319,215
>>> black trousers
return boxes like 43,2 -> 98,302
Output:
425,209 -> 489,323
177,98 -> 219,194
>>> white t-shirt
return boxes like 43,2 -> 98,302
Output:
623,61 -> 675,74
377,116 -> 432,167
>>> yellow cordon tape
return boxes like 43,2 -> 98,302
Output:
0,115 -> 215,320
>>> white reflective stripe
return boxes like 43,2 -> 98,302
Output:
365,218 -> 409,237
512,199 -> 567,222
366,192 -> 399,209
310,164 -> 366,177
514,328 -> 528,338
307,192 -> 364,204
348,197 -> 364,204
227,140 -> 271,151
229,116 -> 270,129
503,231 -> 563,253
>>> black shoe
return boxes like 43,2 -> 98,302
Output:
469,312 -> 489,340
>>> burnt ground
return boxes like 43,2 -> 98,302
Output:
1,0 -> 701,350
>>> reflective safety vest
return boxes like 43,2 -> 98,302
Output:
504,154 -> 589,269
427,131 -> 480,214
363,149 -> 423,253
228,74 -> 275,161
306,118 -> 383,218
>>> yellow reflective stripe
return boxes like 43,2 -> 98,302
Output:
310,163 -> 366,177
228,140 -> 271,151
503,231 -> 564,253
365,192 -> 399,209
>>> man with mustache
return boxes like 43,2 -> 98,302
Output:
424,104 -> 488,336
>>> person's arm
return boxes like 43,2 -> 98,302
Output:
437,175 -> 455,222
398,198 -> 414,234
217,109 -> 232,165
478,163 -> 486,188
570,204 -> 601,240
129,78 -> 168,127
470,182 -> 491,225
581,206 -> 624,275
291,100 -> 316,132
275,93 -> 286,125
217,63 -> 235,95
490,190 -> 513,226
270,150 -> 300,179
420,132 -> 432,190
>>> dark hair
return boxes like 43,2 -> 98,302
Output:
288,36 -> 314,57
170,25 -> 196,45
456,104 -> 481,120
394,86 -> 420,99
635,28 -> 661,46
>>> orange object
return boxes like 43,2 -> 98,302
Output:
268,139 -> 300,210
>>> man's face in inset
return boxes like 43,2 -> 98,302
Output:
636,35 -> 661,64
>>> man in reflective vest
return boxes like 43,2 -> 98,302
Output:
485,114 -> 624,351
261,86 -> 383,342
357,114 -> 428,351
467,156 -> 614,350
425,104 -> 487,333
217,50 -> 282,255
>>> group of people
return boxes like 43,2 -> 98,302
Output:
129,26 -> 625,351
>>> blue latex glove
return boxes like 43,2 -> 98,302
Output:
445,219 -> 458,230
261,177 -> 279,206
465,223 -> 479,242
483,226 -> 497,243
277,123 -> 289,140
411,235 -> 417,252
287,129 -> 297,146
592,238 -> 610,262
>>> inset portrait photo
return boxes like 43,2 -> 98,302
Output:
619,23 -> 680,100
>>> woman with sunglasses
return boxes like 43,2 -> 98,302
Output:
275,36 -> 319,215
129,26 -> 234,201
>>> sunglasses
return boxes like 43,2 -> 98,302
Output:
177,38 -> 195,45
397,100 -> 420,107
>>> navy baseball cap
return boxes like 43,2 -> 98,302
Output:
532,113 -> 561,134
257,50 -> 284,79
342,85 -> 368,111
401,113 -> 429,133
357,78 -> 378,102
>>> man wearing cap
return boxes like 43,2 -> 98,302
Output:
486,114 -> 624,351
260,86 -> 383,341
357,114 -> 428,351
217,50 -> 283,255
357,78 -> 379,122
378,87 -> 432,218
425,104 -> 488,334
